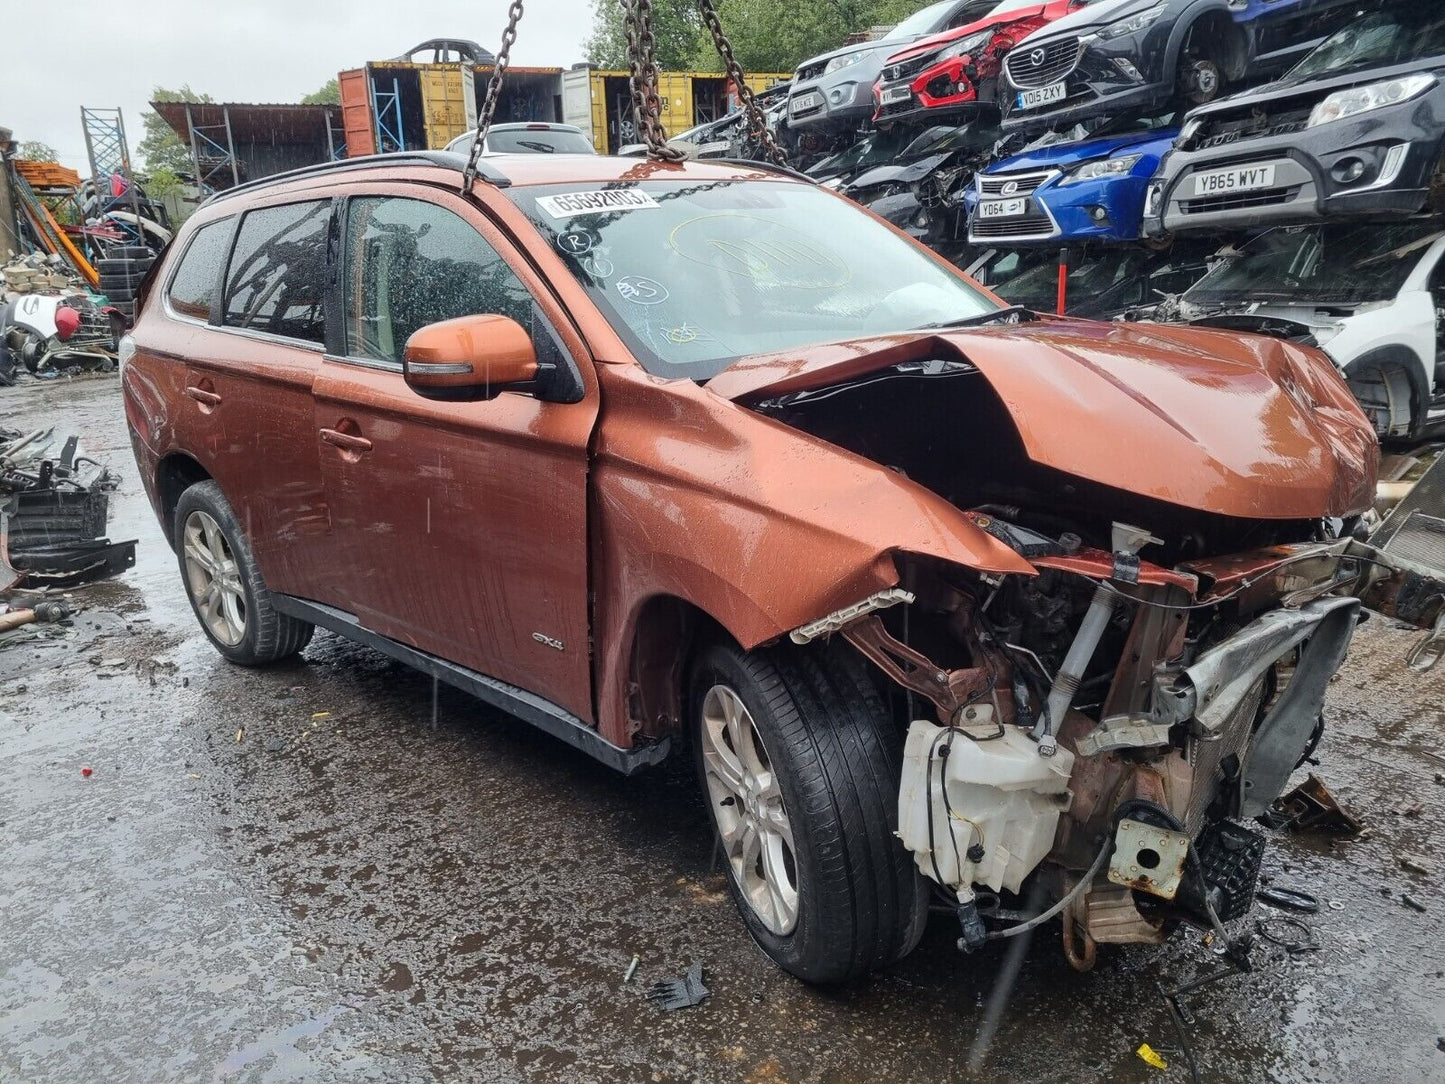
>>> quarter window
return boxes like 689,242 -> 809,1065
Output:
222,201 -> 331,343
167,219 -> 232,320
342,196 -> 532,364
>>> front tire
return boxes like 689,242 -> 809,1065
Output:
689,638 -> 928,983
174,480 -> 313,665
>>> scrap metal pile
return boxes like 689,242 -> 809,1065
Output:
0,427 -> 136,590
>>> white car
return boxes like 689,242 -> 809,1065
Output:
443,123 -> 595,156
1173,221 -> 1445,441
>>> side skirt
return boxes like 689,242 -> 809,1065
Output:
274,595 -> 670,775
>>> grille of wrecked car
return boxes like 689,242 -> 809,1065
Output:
1004,36 -> 1082,89
978,170 -> 1051,197
882,51 -> 936,84
1179,187 -> 1297,216
1187,102 -> 1313,150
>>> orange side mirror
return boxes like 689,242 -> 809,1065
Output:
402,313 -> 539,399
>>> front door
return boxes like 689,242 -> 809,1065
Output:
311,184 -> 599,722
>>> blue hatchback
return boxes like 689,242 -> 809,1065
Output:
966,123 -> 1179,245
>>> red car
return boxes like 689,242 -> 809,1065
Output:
874,0 -> 1084,125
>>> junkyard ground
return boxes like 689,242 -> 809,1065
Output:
2,375 -> 1443,1084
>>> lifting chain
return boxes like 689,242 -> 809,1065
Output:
462,0 -> 526,193
693,0 -> 786,166
623,0 -> 686,161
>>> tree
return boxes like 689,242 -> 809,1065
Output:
17,140 -> 59,162
302,79 -> 340,105
138,85 -> 214,173
585,0 -> 702,69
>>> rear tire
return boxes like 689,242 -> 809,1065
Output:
689,637 -> 928,984
174,480 -> 314,665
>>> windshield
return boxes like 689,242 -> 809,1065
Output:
992,249 -> 1150,312
1185,223 -> 1441,305
885,0 -> 965,40
507,179 -> 997,379
1287,3 -> 1445,80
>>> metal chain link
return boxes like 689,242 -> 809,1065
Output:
693,0 -> 786,165
462,0 -> 526,193
623,0 -> 686,161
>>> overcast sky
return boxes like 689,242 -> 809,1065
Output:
1,0 -> 593,172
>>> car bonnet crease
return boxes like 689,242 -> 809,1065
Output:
709,320 -> 1377,521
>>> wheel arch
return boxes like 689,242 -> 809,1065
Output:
1343,345 -> 1428,441
156,452 -> 213,548
1169,4 -> 1250,82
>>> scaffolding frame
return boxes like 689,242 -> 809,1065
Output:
79,106 -> 144,233
372,76 -> 406,153
326,110 -> 348,161
184,103 -> 240,190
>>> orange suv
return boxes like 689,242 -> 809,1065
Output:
122,151 -> 1442,983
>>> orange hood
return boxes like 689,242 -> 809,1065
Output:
709,318 -> 1377,521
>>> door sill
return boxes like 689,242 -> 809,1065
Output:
274,595 -> 670,775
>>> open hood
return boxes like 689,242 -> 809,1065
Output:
709,318 -> 1376,521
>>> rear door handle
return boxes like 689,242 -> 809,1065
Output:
319,428 -> 373,453
183,386 -> 222,406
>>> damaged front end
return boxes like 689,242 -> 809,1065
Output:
728,323 -> 1445,966
813,524 -> 1442,966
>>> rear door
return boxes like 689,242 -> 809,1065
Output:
157,199 -> 336,599
311,181 -> 599,721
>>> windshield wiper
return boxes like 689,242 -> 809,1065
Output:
917,305 -> 1036,330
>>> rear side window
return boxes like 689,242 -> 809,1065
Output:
167,220 -> 231,320
342,196 -> 532,364
222,201 -> 330,343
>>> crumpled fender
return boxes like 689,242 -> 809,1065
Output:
591,362 -> 1034,747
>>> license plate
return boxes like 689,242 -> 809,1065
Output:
978,198 -> 1027,219
881,84 -> 912,105
790,92 -> 821,113
1016,81 -> 1066,109
1192,163 -> 1277,196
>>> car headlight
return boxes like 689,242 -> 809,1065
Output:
1307,74 -> 1436,127
824,52 -> 866,75
1098,4 -> 1166,40
938,30 -> 993,63
1059,153 -> 1144,185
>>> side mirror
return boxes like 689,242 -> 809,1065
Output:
402,313 -> 539,400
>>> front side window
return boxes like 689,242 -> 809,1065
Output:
342,196 -> 532,364
222,201 -> 330,343
506,179 -> 996,379
167,219 -> 232,320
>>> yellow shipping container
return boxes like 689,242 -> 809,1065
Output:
419,65 -> 477,148
561,69 -> 790,154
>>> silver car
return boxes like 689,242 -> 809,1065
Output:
787,0 -> 996,134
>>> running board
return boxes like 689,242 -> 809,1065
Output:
274,596 -> 670,775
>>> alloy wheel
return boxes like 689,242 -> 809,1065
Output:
182,509 -> 247,646
700,683 -> 799,935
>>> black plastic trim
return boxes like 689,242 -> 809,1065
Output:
202,151 -> 511,208
273,595 -> 670,774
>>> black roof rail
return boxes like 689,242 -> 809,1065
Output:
709,157 -> 817,184
201,151 -> 510,207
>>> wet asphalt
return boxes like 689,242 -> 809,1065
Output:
1,374 -> 1444,1084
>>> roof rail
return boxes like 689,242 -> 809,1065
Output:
201,151 -> 511,207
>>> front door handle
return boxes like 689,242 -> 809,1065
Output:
319,427 -> 373,454
183,385 -> 222,407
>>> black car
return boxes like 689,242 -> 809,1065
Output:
963,240 -> 1213,318
1148,0 -> 1445,235
998,0 -> 1358,133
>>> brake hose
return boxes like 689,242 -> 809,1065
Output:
987,833 -> 1112,941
